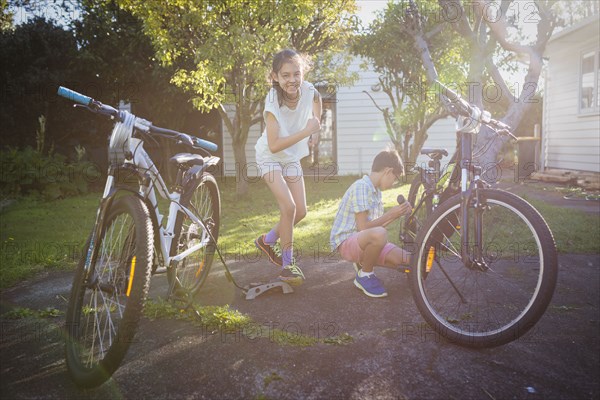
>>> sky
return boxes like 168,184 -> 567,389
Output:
356,0 -> 389,25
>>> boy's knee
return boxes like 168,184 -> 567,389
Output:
367,227 -> 388,245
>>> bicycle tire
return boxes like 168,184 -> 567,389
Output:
410,189 -> 558,348
65,195 -> 153,388
168,172 -> 220,298
402,173 -> 433,245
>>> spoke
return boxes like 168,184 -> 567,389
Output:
438,237 -> 461,259
432,258 -> 467,303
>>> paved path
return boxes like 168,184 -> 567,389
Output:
1,252 -> 599,399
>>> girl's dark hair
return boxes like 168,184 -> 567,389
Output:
269,49 -> 312,106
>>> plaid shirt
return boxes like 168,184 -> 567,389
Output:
330,175 -> 384,251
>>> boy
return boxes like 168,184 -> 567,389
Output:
330,149 -> 412,297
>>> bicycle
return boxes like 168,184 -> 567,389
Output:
408,83 -> 558,347
400,147 -> 457,246
58,87 -> 221,388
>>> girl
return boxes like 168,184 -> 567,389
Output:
254,49 -> 322,286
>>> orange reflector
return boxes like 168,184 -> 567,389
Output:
456,225 -> 461,229
126,256 -> 136,297
426,246 -> 435,272
195,259 -> 205,278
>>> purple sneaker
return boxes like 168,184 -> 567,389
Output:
354,273 -> 387,298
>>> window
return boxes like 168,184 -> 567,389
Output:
580,50 -> 600,113
303,84 -> 337,175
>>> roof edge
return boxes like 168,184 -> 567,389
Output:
549,14 -> 600,43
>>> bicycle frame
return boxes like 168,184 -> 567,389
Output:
90,137 -> 220,276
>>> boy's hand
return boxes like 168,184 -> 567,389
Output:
381,202 -> 413,227
391,202 -> 412,219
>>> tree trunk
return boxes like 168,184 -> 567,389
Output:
475,51 -> 545,177
232,136 -> 249,196
217,106 -> 250,196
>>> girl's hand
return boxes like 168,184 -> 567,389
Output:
304,117 -> 321,136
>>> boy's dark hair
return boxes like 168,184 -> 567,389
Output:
371,149 -> 404,176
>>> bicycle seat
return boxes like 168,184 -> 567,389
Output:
420,148 -> 448,159
169,153 -> 204,167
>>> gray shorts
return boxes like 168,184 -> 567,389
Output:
255,159 -> 303,178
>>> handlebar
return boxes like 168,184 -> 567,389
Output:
434,81 -> 516,140
149,125 -> 219,152
58,86 -> 120,119
57,86 -> 93,106
57,86 -> 219,152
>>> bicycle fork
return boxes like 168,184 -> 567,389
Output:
459,132 -> 487,271
82,167 -> 118,289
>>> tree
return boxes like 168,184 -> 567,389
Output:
73,0 -> 219,181
73,0 -> 208,134
1,0 -> 13,31
399,0 -> 564,177
553,0 -> 599,25
118,0 -> 359,195
0,17 -> 83,150
353,0 -> 468,167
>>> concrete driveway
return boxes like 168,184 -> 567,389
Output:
1,251 -> 599,399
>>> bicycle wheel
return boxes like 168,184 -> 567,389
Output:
168,172 -> 220,297
410,189 -> 558,347
65,195 -> 153,388
402,172 -> 433,245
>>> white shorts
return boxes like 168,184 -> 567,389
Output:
255,158 -> 304,178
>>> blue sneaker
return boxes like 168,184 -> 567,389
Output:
354,273 -> 388,298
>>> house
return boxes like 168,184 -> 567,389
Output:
220,57 -> 456,178
542,14 -> 600,174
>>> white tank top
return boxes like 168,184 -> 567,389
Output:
255,81 -> 315,162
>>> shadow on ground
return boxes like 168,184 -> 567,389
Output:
1,250 -> 599,399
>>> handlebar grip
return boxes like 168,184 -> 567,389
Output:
193,137 -> 219,152
57,86 -> 93,106
437,81 -> 459,102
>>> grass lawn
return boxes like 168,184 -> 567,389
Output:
1,176 -> 598,288
217,176 -> 410,263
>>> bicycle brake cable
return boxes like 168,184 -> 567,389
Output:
184,201 -> 247,292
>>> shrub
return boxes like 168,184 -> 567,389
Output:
0,146 -> 101,200
1,116 -> 101,200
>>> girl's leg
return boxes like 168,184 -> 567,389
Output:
262,170 -> 296,264
263,172 -> 307,243
284,174 -> 307,224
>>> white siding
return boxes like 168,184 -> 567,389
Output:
543,17 -> 600,173
414,117 -> 456,171
220,58 -> 458,176
335,57 -> 395,175
221,105 -> 263,177
328,57 -> 455,175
